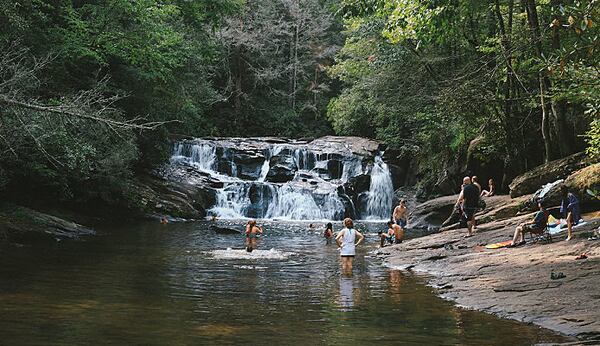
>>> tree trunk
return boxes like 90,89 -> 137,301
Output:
522,0 -> 554,162
539,75 -> 553,163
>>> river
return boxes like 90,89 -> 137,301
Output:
0,220 -> 570,345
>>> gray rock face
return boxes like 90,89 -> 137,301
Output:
0,205 -> 95,243
509,152 -> 589,198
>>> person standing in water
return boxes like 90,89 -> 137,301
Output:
336,218 -> 364,275
245,220 -> 263,252
392,199 -> 409,228
324,222 -> 334,245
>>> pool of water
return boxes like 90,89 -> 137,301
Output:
0,220 -> 570,345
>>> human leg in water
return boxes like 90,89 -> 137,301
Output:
341,256 -> 353,275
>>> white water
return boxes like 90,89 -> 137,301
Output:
170,140 -> 394,221
364,155 -> 394,220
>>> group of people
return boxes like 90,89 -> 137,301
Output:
511,185 -> 582,246
377,200 -> 408,247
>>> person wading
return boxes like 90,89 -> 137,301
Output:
245,220 -> 263,252
336,218 -> 364,275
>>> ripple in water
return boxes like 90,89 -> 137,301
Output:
207,248 -> 295,260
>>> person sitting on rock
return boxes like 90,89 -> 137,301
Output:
560,186 -> 581,241
510,201 -> 548,247
379,222 -> 397,247
390,220 -> 404,244
480,178 -> 495,197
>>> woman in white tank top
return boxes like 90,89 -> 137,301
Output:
336,218 -> 364,275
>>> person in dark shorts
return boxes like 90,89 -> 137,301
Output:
392,200 -> 408,228
461,176 -> 480,237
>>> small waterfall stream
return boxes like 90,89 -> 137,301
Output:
169,139 -> 394,221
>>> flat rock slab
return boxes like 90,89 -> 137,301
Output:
0,205 -> 95,242
379,214 -> 600,341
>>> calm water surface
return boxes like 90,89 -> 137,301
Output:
0,220 -> 570,345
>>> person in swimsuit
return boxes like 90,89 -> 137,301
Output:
324,223 -> 334,245
378,225 -> 395,248
392,200 -> 408,228
336,218 -> 364,275
389,220 -> 404,244
480,178 -> 495,197
245,220 -> 263,252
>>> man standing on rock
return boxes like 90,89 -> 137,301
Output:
461,176 -> 480,237
392,199 -> 409,228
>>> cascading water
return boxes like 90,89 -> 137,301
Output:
364,154 -> 394,220
168,138 -> 395,221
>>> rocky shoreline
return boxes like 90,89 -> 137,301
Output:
377,195 -> 600,341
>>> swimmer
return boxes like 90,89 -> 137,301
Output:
324,223 -> 334,244
245,220 -> 263,252
160,217 -> 168,225
388,220 -> 404,244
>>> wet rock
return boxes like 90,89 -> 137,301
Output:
0,205 -> 95,243
266,155 -> 296,183
509,152 -> 589,198
308,136 -> 382,157
135,174 -> 213,219
210,225 -> 242,235
524,163 -> 600,211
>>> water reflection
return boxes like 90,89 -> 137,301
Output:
337,276 -> 355,311
0,220 -> 572,345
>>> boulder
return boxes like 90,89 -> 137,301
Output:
266,155 -> 296,183
509,152 -> 589,198
0,205 -> 95,243
210,225 -> 242,235
524,163 -> 600,211
308,136 -> 382,157
135,174 -> 212,219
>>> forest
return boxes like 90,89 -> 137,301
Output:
0,0 -> 598,212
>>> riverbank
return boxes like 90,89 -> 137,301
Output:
378,204 -> 600,341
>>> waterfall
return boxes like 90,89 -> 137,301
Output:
364,154 -> 394,220
171,142 -> 217,172
168,139 -> 395,221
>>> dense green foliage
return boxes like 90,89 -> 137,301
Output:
0,0 -> 598,211
328,0 -> 599,195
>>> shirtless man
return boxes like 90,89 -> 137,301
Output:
388,220 -> 404,244
392,200 -> 408,228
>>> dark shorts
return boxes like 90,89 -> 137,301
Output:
523,224 -> 544,233
396,219 -> 407,227
341,255 -> 355,258
463,207 -> 477,221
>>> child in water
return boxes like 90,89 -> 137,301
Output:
324,223 -> 334,244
